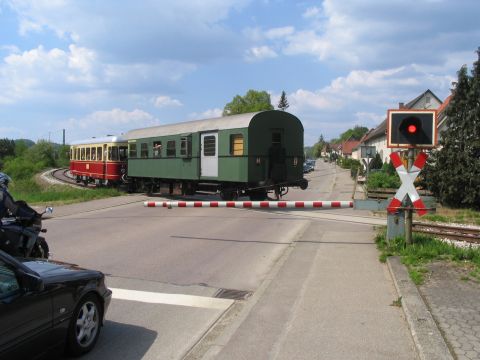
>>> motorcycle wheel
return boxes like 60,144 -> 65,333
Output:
31,237 -> 49,258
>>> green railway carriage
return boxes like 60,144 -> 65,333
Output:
126,110 -> 308,200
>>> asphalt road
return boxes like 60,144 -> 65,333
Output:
43,160 -> 412,359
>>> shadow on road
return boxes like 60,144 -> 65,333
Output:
63,321 -> 157,360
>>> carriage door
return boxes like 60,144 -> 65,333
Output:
200,132 -> 218,177
103,144 -> 108,180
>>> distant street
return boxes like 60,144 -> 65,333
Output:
45,160 -> 416,359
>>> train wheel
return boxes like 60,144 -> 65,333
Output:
249,190 -> 267,201
220,190 -> 238,201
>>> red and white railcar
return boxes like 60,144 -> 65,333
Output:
69,136 -> 128,186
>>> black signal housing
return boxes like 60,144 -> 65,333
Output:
387,110 -> 437,148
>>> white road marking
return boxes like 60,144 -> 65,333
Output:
110,288 -> 234,310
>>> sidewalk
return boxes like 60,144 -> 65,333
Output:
194,163 -> 419,359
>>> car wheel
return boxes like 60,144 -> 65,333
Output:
66,294 -> 102,356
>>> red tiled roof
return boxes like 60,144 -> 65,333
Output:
437,95 -> 452,115
341,140 -> 361,155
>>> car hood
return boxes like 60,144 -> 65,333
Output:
19,258 -> 102,281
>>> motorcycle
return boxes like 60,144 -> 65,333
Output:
0,201 -> 53,259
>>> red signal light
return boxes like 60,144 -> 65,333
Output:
407,124 -> 417,134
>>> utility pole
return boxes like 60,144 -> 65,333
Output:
405,148 -> 414,245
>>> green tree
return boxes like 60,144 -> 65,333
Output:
277,90 -> 289,111
369,153 -> 383,170
28,140 -> 56,168
426,48 -> 480,209
339,126 -> 369,143
0,138 -> 15,158
312,134 -> 326,158
223,89 -> 274,116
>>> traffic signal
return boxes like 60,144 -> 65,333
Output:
387,110 -> 437,148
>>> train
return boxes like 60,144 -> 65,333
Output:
69,110 -> 308,200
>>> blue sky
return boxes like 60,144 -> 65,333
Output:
0,0 -> 479,146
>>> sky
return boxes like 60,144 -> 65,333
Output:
0,0 -> 479,146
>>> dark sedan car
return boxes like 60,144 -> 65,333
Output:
0,250 -> 112,360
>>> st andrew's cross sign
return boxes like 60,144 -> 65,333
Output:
387,151 -> 429,216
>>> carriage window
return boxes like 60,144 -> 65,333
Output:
140,143 -> 148,158
70,148 -> 73,160
91,147 -> 96,160
109,146 -> 119,161
76,148 -> 80,160
97,147 -> 102,161
180,136 -> 191,157
203,136 -> 216,156
86,148 -> 91,160
119,146 -> 128,161
272,133 -> 282,145
167,141 -> 176,157
129,143 -> 137,158
230,134 -> 244,156
153,142 -> 162,158
81,148 -> 85,160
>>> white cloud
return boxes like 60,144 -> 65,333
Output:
5,0 -> 250,63
265,26 -> 295,39
153,96 -> 183,108
244,46 -> 277,62
303,6 -> 321,19
189,108 -> 223,120
0,44 -> 195,105
62,108 -> 160,140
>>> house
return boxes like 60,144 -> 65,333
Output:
358,89 -> 443,164
341,139 -> 361,159
437,94 -> 452,142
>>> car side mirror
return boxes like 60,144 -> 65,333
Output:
21,272 -> 45,292
45,207 -> 53,215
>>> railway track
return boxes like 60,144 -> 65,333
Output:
413,222 -> 480,244
50,168 -> 88,188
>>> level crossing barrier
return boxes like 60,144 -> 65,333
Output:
144,200 -> 354,209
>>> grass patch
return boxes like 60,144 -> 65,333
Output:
375,228 -> 480,284
423,207 -> 480,226
10,178 -> 123,206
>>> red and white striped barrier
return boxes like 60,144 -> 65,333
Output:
144,200 -> 354,209
387,151 -> 428,216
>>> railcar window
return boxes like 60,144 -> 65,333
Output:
153,141 -> 162,158
129,143 -> 137,158
109,146 -> 119,161
97,147 -> 102,161
203,136 -> 216,156
76,148 -> 79,160
81,148 -> 85,160
140,143 -> 148,158
167,141 -> 176,157
180,136 -> 192,157
86,148 -> 91,161
272,132 -> 282,145
230,134 -> 244,156
70,148 -> 73,160
119,146 -> 128,161
91,147 -> 96,160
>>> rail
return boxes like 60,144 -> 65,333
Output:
412,222 -> 480,244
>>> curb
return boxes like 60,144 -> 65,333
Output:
387,256 -> 453,360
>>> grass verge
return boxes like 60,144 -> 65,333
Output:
375,228 -> 480,285
422,208 -> 480,226
10,178 -> 123,205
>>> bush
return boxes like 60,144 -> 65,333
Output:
367,171 -> 401,189
3,157 -> 45,180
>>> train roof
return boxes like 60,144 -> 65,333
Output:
126,110 -> 300,140
69,135 -> 127,146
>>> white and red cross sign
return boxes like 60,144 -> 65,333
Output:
387,151 -> 428,216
